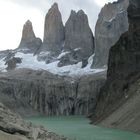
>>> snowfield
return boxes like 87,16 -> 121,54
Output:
0,58 -> 7,72
0,52 -> 106,77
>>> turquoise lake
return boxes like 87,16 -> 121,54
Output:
27,116 -> 140,140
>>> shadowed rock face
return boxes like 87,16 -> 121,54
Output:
92,0 -> 129,68
107,0 -> 140,79
40,3 -> 64,54
58,10 -> 94,67
0,69 -> 105,116
18,20 -> 42,53
93,0 -> 140,133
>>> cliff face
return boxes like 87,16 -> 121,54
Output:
28,3 -> 95,66
92,0 -> 129,68
93,0 -> 140,134
0,69 -> 105,116
0,102 -> 68,140
58,10 -> 94,67
39,3 -> 64,55
18,20 -> 42,53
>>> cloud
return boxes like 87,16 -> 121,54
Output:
5,0 -> 116,30
5,0 -> 101,30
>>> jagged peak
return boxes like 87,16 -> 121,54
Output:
24,20 -> 32,26
70,10 -> 76,15
104,0 -> 126,6
77,9 -> 85,15
69,9 -> 87,19
42,2 -> 64,53
21,20 -> 35,41
47,2 -> 60,15
51,2 -> 58,9
98,0 -> 129,21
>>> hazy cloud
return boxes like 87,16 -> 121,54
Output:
5,0 -> 101,30
5,0 -> 116,30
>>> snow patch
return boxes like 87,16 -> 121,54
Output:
109,17 -> 115,22
39,51 -> 50,57
0,58 -> 7,72
1,52 -> 106,77
74,48 -> 81,51
57,51 -> 70,59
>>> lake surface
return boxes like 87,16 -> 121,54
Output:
27,116 -> 140,140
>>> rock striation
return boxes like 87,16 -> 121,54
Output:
18,20 -> 42,53
0,102 -> 68,140
93,0 -> 140,134
0,69 -> 105,116
92,0 -> 129,68
39,3 -> 64,56
58,10 -> 94,67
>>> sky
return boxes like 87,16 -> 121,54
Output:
0,0 -> 116,51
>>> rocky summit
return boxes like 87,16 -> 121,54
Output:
38,3 -> 64,60
18,20 -> 42,53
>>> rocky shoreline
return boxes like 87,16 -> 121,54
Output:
0,102 -> 69,140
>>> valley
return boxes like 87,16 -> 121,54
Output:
0,0 -> 140,139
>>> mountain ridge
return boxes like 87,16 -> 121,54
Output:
0,2 -> 100,77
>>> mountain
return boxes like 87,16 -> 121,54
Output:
38,3 -> 64,59
92,0 -> 140,134
0,3 -> 103,77
18,20 -> 42,53
92,0 -> 129,68
0,3 -> 106,117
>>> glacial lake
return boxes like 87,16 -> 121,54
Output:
27,116 -> 140,140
